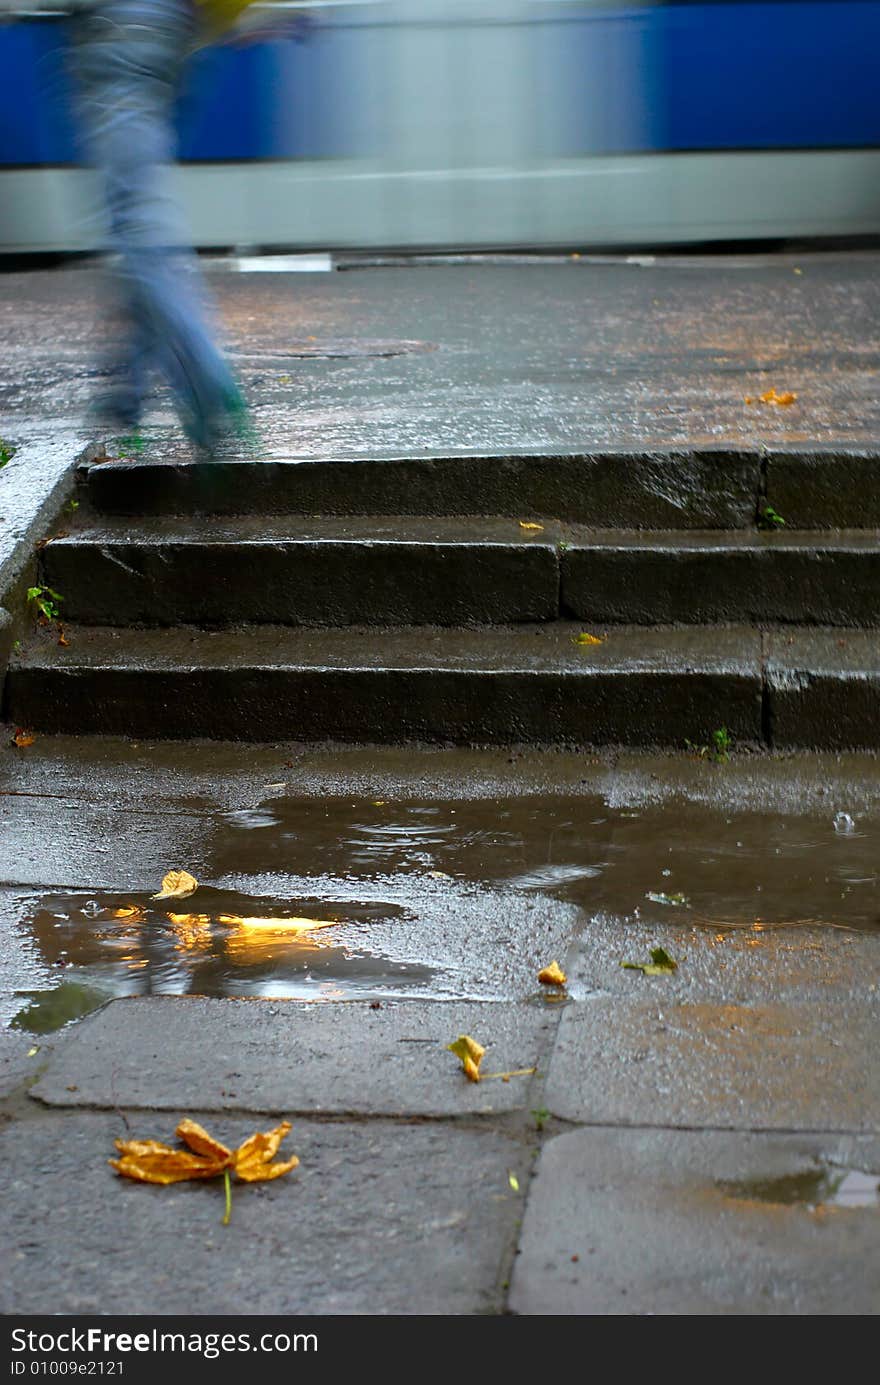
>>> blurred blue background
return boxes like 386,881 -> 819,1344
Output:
3,2 -> 880,249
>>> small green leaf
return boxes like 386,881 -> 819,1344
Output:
758,503 -> 786,530
621,946 -> 678,976
27,585 -> 64,621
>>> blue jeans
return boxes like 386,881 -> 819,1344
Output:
72,0 -> 242,443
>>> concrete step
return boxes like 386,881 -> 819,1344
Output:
81,450 -> 760,527
560,528 -> 880,627
7,623 -> 880,749
6,622 -> 765,746
40,516 -> 562,627
41,519 -> 880,627
79,446 -> 880,528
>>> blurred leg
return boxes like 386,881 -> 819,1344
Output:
72,0 -> 245,444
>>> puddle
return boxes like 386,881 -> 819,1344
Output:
719,1167 -> 880,1210
207,794 -> 878,931
17,888 -> 433,1008
11,981 -> 110,1034
6,791 -> 878,1020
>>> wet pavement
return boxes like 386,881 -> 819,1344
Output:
0,736 -> 878,1314
3,251 -> 880,455
1,252 -> 880,1316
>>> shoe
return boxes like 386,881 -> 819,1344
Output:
86,387 -> 141,435
186,390 -> 258,457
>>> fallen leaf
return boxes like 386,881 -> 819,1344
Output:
110,1118 -> 298,1187
519,521 -> 544,532
109,1138 -> 226,1185
27,1046 -> 39,1057
176,1118 -> 233,1164
57,625 -> 69,647
572,632 -> 604,647
428,870 -> 451,880
760,387 -> 797,407
537,960 -> 567,986
621,946 -> 678,976
12,729 -> 35,748
447,1034 -> 485,1083
152,869 -> 198,900
508,1172 -> 520,1192
233,1122 -> 299,1183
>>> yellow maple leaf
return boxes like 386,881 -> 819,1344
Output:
233,1122 -> 299,1183
152,869 -> 198,900
572,632 -> 604,647
760,387 -> 797,407
519,521 -> 545,532
12,728 -> 35,748
537,960 -> 567,986
110,1119 -> 299,1188
109,1139 -> 228,1185
447,1034 -> 485,1083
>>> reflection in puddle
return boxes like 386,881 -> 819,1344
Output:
719,1167 -> 880,1210
21,889 -> 431,1007
11,981 -> 110,1034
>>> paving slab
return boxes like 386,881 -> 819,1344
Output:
31,997 -> 556,1117
567,915 -> 880,1005
0,798 -> 216,890
0,1027 -> 50,1099
509,1126 -> 880,1315
543,995 -> 879,1131
767,629 -> 880,750
0,1110 -> 527,1315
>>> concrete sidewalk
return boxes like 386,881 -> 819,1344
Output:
1,739 -> 878,1316
0,251 -> 879,1317
2,248 -> 880,457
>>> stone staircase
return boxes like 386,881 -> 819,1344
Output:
5,446 -> 880,747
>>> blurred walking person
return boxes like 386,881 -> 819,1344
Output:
73,0 -> 251,449
2,0 -> 253,449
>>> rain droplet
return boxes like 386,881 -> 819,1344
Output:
833,812 -> 856,835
